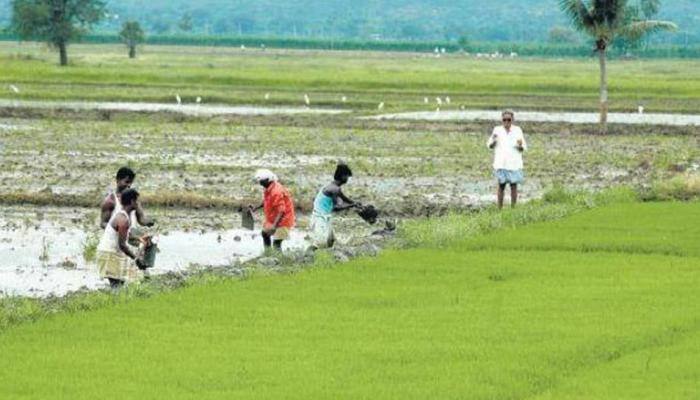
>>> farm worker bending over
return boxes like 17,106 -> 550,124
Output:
251,169 -> 296,250
488,110 -> 527,209
100,166 -> 155,229
310,163 -> 361,249
96,189 -> 147,288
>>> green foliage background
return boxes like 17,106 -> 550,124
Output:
1,0 -> 698,44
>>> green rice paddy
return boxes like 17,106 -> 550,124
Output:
1,201 -> 697,399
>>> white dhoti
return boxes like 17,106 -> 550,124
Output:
310,213 -> 334,248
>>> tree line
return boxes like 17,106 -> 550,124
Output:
1,0 -> 682,135
1,0 -> 697,43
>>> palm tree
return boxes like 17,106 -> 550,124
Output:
559,0 -> 676,133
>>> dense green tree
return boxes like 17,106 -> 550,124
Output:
560,0 -> 676,133
119,20 -> 144,58
10,0 -> 106,65
457,34 -> 470,49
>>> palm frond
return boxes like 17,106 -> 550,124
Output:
618,20 -> 678,41
559,0 -> 595,32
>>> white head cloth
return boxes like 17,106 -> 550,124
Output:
254,169 -> 278,182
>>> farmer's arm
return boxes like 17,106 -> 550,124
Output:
518,132 -> 527,152
488,129 -> 498,149
134,201 -> 155,227
116,216 -> 138,260
271,210 -> 285,229
333,188 -> 359,211
100,198 -> 115,229
265,194 -> 285,232
272,193 -> 287,228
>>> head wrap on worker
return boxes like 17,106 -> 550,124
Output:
254,169 -> 278,183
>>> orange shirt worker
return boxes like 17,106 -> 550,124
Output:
251,169 -> 296,250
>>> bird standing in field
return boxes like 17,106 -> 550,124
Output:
9,85 -> 20,94
196,96 -> 202,104
304,94 -> 310,106
175,94 -> 182,105
378,102 -> 384,111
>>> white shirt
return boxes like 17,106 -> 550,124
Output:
487,125 -> 527,170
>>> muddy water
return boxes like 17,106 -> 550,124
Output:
0,99 -> 349,116
0,210 -> 308,298
368,110 -> 700,126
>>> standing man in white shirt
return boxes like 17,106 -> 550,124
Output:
487,110 -> 527,209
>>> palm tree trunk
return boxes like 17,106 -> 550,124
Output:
598,47 -> 608,134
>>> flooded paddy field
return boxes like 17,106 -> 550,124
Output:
369,109 -> 700,126
0,111 -> 697,297
0,206 -> 294,296
0,205 -> 386,297
0,99 -> 349,117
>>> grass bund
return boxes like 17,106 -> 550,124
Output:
0,198 -> 698,399
2,42 -> 700,113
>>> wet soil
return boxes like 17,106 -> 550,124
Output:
0,206 -> 381,297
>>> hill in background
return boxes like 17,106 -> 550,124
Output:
1,0 -> 698,45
